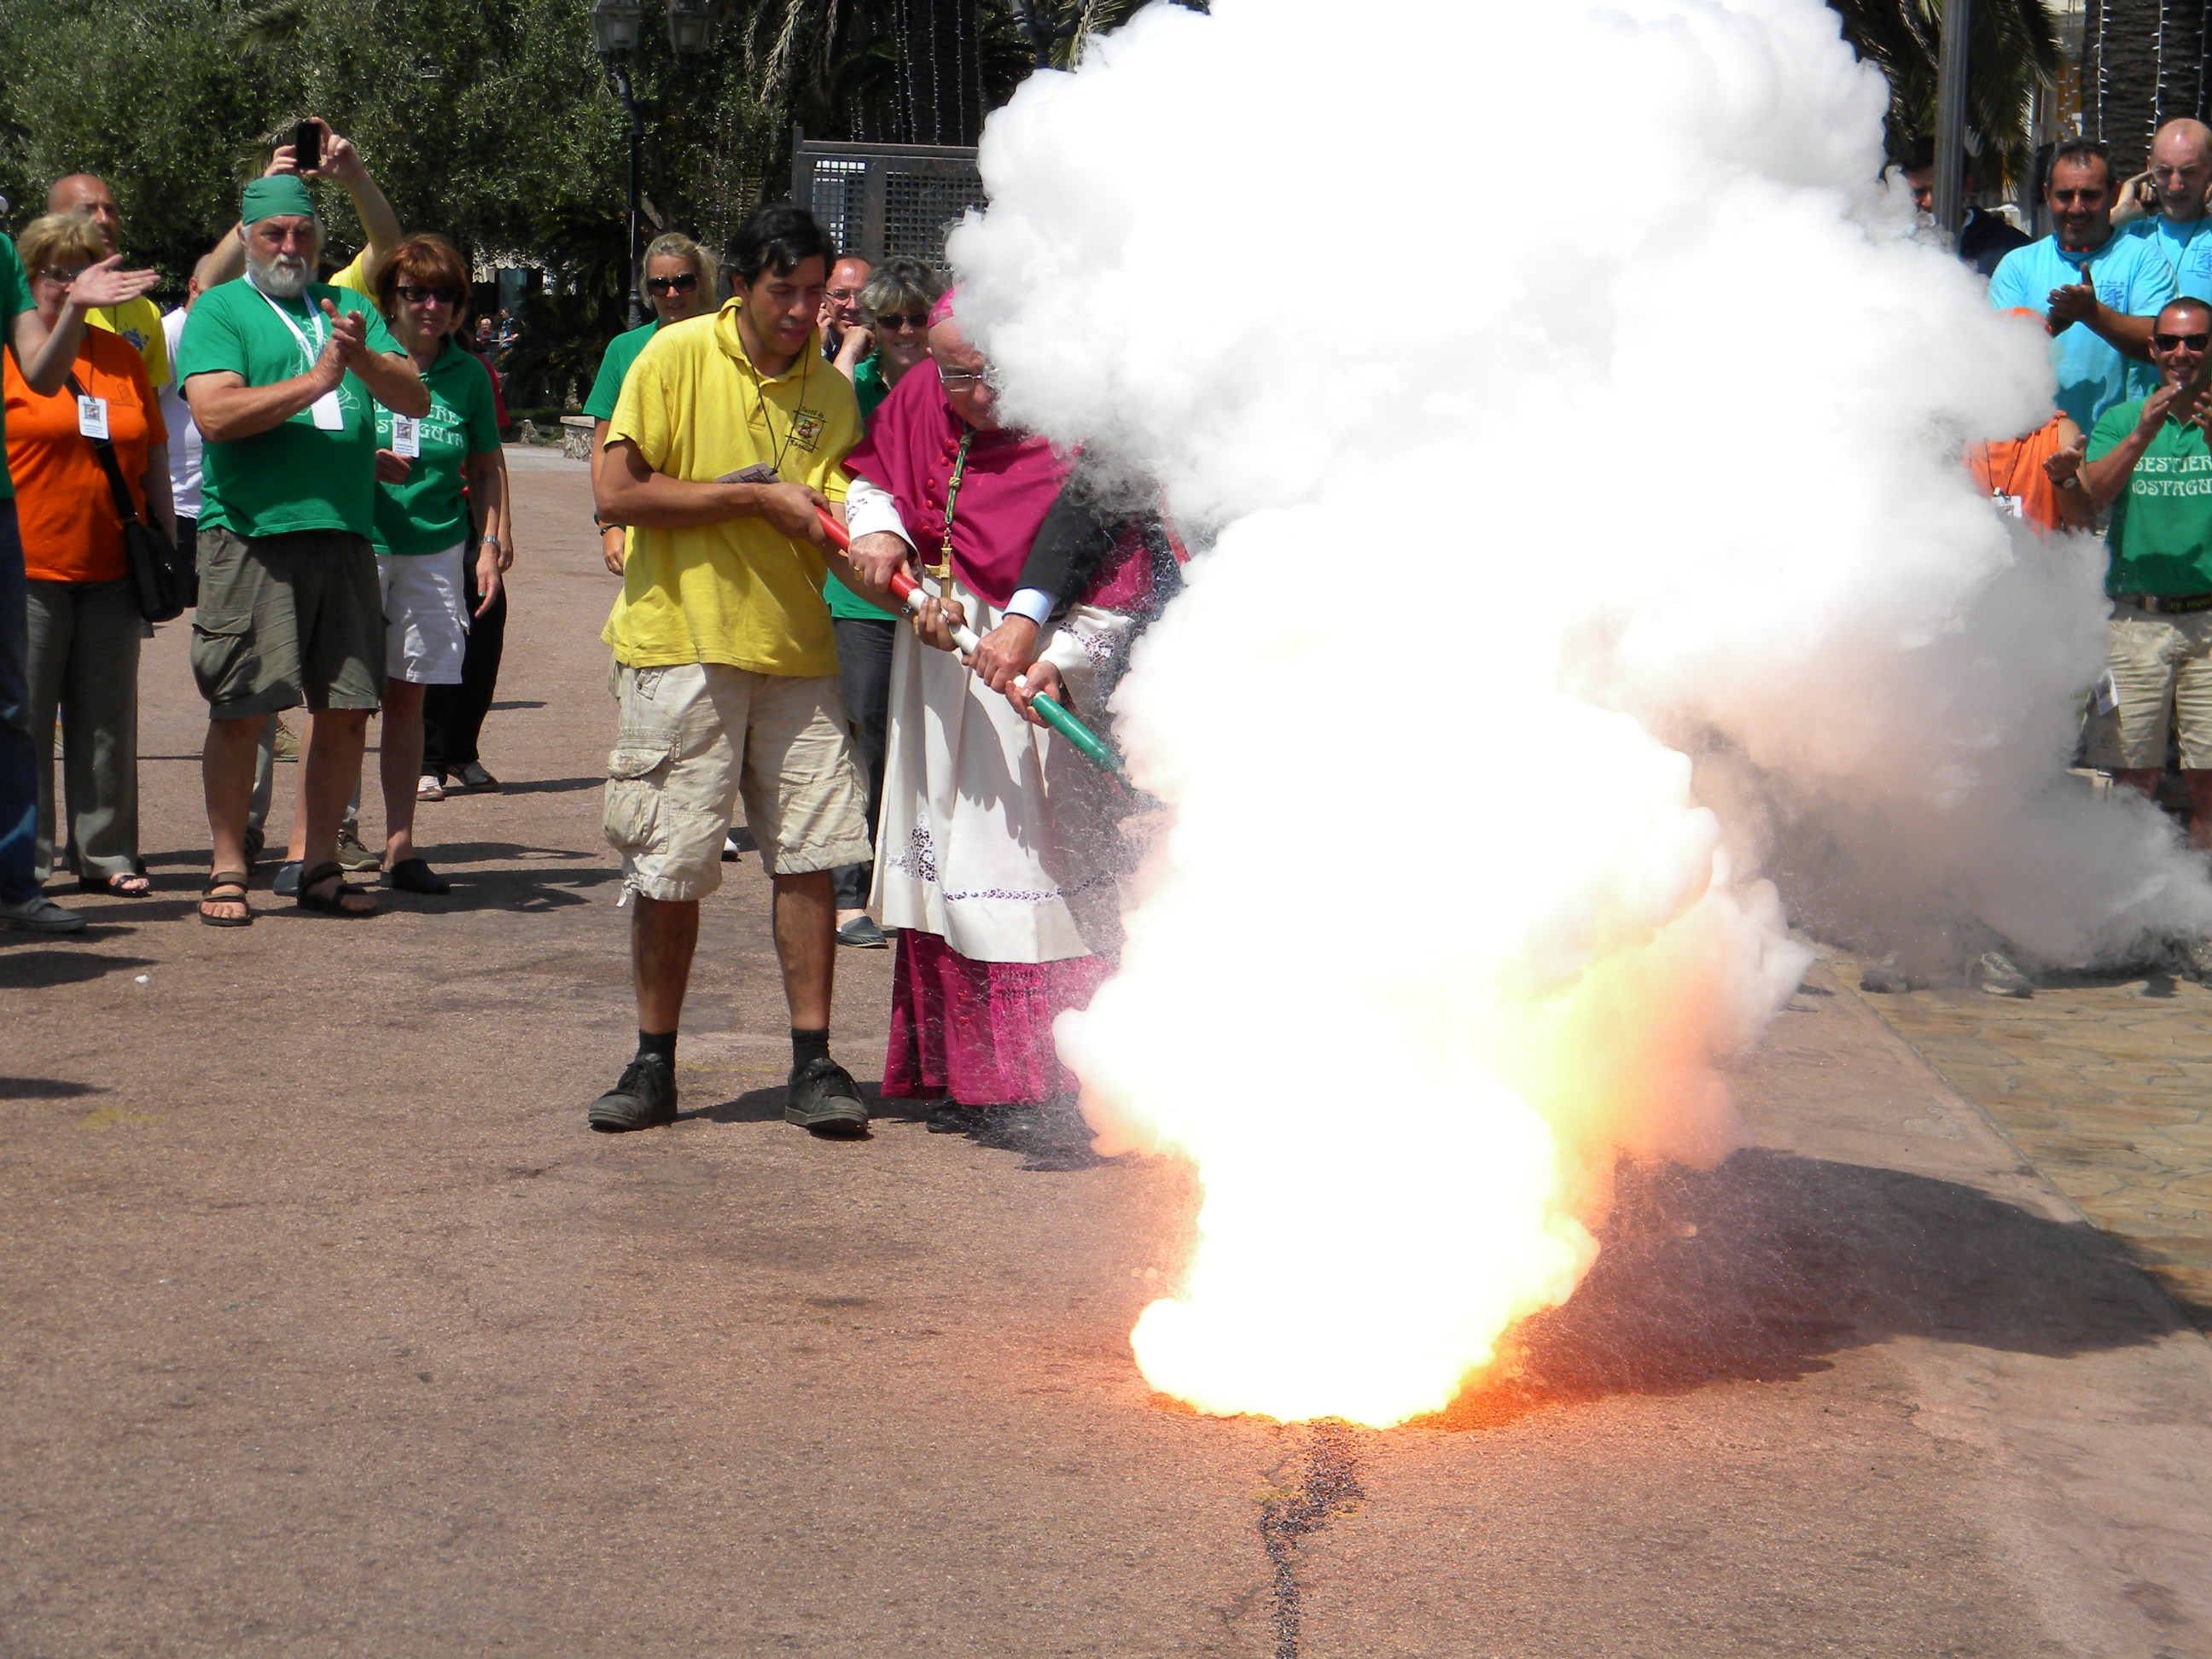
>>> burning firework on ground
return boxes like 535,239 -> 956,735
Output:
950,0 -> 2212,1427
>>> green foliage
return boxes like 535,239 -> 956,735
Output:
1828,0 -> 2063,191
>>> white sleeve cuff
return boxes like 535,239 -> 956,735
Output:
1005,587 -> 1054,626
842,475 -> 911,544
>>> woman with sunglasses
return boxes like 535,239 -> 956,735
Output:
361,233 -> 506,895
583,233 -> 717,578
2,212 -> 172,901
823,258 -> 941,950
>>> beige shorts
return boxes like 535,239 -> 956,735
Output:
2081,603 -> 2212,771
602,661 -> 872,899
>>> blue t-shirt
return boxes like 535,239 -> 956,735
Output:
1988,231 -> 2177,431
2123,213 -> 2212,304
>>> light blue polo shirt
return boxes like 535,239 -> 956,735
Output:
1988,231 -> 2177,430
2123,212 -> 2212,304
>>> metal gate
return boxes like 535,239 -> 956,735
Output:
792,138 -> 987,271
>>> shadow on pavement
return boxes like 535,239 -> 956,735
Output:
1428,1148 -> 2174,1430
0,1076 -> 106,1099
498,777 -> 604,796
0,947 -> 154,989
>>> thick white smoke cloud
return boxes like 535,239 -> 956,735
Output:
946,0 -> 2212,1425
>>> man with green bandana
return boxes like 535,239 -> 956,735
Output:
176,174 -> 428,925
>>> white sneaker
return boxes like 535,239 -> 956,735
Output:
417,773 -> 446,802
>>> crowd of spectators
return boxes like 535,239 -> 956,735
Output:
9,114 -> 2210,1140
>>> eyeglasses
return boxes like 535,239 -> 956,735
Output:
826,287 -> 861,301
937,368 -> 998,393
2154,331 -> 2211,350
872,312 -> 928,331
397,284 -> 463,306
645,272 -> 699,295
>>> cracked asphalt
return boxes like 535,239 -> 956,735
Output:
4,445 -> 2209,1657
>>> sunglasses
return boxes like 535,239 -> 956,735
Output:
645,272 -> 699,294
397,284 -> 463,306
872,311 -> 928,331
33,266 -> 84,285
2155,331 -> 2211,350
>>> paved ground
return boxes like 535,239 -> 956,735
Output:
5,445 -> 2211,1657
1833,958 -> 2212,1325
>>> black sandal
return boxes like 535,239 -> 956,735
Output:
199,871 -> 253,928
294,862 -> 376,917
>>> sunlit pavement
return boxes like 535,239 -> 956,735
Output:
1835,952 -> 2212,1325
3,446 -> 2209,1656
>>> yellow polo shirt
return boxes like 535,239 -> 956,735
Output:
328,249 -> 375,300
602,300 -> 859,678
86,296 -> 168,388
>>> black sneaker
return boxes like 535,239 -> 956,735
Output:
587,1053 -> 679,1132
785,1057 -> 870,1137
835,914 -> 888,949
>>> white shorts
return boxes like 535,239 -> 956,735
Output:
376,544 -> 469,685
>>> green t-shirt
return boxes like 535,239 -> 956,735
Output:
825,353 -> 898,622
583,318 -> 660,422
2088,398 -> 2212,594
175,278 -> 403,539
371,339 -> 503,555
0,241 -> 33,499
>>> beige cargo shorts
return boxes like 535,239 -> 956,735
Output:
2081,602 -> 2212,771
602,661 -> 874,900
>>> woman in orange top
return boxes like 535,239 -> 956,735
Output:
2,212 -> 172,894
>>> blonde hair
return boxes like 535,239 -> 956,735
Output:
15,211 -> 107,278
641,231 -> 718,303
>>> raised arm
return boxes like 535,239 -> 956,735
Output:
2075,390 -> 2183,510
9,257 -> 160,394
194,120 -> 399,291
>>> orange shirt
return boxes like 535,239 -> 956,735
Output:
1965,413 -> 2076,534
2,327 -> 166,583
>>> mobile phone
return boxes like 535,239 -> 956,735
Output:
294,119 -> 321,173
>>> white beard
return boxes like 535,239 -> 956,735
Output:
246,250 -> 311,300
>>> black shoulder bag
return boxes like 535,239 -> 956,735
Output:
67,372 -> 188,623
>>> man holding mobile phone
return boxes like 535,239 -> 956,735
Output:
191,119 -> 403,297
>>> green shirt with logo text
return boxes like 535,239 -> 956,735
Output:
2088,397 -> 2212,595
174,278 -> 402,539
371,339 -> 502,555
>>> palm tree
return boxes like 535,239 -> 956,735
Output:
2081,0 -> 2209,173
1829,0 -> 2064,189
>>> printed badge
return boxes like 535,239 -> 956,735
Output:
790,408 -> 826,450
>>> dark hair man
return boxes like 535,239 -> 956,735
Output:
2052,298 -> 2212,880
588,204 -> 899,1136
2112,119 -> 2212,303
1988,138 -> 2176,432
174,175 -> 429,924
1896,137 -> 2029,277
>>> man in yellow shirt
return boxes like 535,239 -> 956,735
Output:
591,205 -> 898,1138
45,173 -> 167,388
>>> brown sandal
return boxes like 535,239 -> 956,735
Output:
199,871 -> 253,928
294,862 -> 376,917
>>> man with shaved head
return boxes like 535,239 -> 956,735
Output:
45,173 -> 168,390
2116,119 -> 2212,302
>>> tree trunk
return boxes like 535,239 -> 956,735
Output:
894,0 -> 987,145
2083,0 -> 2212,175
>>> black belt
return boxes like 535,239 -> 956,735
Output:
2115,591 -> 2212,614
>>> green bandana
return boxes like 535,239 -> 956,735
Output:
241,175 -> 317,225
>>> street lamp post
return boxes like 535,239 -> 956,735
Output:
590,0 -> 713,326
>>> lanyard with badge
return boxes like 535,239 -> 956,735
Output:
257,287 -> 345,430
